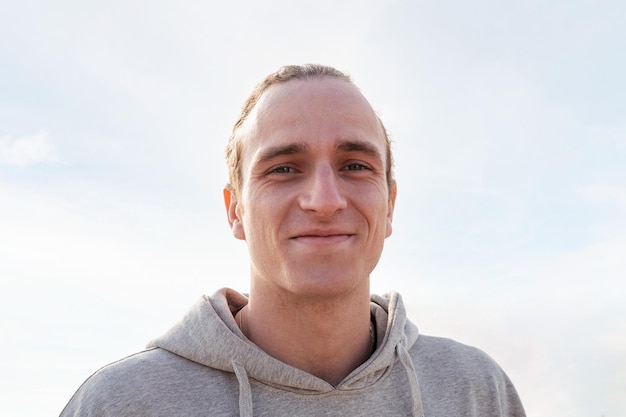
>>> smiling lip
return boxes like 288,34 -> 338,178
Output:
290,232 -> 354,245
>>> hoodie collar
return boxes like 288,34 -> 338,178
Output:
148,288 -> 420,393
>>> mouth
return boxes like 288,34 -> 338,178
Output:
290,232 -> 354,245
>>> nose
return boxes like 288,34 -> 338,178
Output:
298,164 -> 347,216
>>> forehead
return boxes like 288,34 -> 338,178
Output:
238,78 -> 385,162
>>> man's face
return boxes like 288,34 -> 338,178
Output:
224,78 -> 396,299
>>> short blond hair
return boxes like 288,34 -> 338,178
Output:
225,64 -> 395,196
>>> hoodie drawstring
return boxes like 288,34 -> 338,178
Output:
232,361 -> 253,417
396,344 -> 425,417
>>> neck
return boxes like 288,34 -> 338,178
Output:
238,284 -> 374,386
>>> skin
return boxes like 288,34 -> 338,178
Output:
224,78 -> 397,385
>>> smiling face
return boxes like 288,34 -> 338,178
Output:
224,78 -> 396,299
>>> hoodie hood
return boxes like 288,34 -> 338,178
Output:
148,288 -> 419,394
63,288 -> 524,417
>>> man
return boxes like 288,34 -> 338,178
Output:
61,64 -> 525,416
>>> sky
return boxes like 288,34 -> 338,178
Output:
0,0 -> 624,416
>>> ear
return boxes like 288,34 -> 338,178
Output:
223,185 -> 246,241
385,185 -> 397,238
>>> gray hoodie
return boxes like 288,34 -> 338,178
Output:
60,288 -> 525,416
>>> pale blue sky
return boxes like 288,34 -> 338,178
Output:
1,1 -> 625,416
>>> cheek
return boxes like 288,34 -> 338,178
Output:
240,196 -> 275,239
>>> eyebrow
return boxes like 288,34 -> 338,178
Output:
254,139 -> 383,165
255,143 -> 309,165
336,140 -> 383,161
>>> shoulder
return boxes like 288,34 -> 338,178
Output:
60,349 -> 170,416
60,348 -> 238,416
411,334 -> 508,384
72,348 -> 196,391
410,335 -> 526,416
413,335 -> 500,369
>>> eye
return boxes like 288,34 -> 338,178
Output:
269,166 -> 295,174
344,163 -> 369,171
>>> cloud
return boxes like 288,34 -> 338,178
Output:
0,131 -> 59,167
